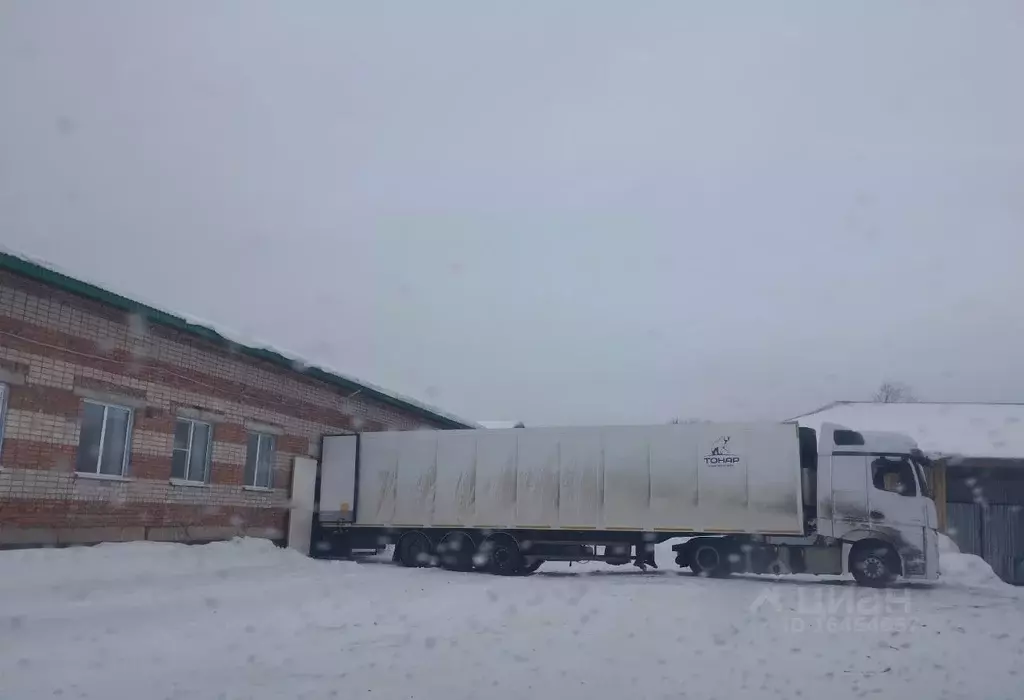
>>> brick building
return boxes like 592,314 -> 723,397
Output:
0,252 -> 473,547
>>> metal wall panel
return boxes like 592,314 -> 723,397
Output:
433,431 -> 477,527
557,430 -> 602,528
945,502 -> 982,556
746,422 -> 806,533
515,429 -> 561,527
984,505 -> 1024,584
649,425 -> 699,530
356,433 -> 399,524
946,501 -> 1024,584
393,431 -> 438,526
601,427 -> 653,530
696,425 -> 749,530
473,430 -> 518,527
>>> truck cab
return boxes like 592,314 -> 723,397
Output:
814,422 -> 940,583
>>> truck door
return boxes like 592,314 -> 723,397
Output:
867,455 -> 928,575
828,453 -> 869,539
867,456 -> 924,528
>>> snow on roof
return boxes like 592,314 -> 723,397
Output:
478,420 -> 525,429
0,248 -> 478,429
793,401 -> 1024,460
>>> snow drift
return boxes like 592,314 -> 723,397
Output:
939,551 -> 1013,591
933,532 -> 1018,591
937,532 -> 960,554
0,537 -> 321,595
4,536 -> 1024,700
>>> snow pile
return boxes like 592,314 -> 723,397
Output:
939,551 -> 1012,591
4,537 -> 1024,699
937,529 -> 1014,592
0,537 -> 319,594
938,532 -> 960,554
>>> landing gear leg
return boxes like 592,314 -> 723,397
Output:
633,543 -> 658,571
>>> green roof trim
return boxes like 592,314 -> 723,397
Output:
0,251 -> 474,429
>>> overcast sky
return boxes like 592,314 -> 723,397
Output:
2,2 -> 1023,426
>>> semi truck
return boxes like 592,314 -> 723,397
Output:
307,421 -> 940,587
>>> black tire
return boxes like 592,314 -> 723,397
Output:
689,540 -> 731,578
521,559 -> 543,574
850,542 -> 898,588
397,532 -> 432,568
437,531 -> 475,572
480,535 -> 524,576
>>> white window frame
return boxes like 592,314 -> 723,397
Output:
173,418 -> 212,483
77,399 -> 134,476
246,432 -> 276,488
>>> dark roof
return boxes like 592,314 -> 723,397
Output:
0,251 -> 475,429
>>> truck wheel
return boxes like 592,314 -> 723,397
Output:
481,534 -> 524,576
850,541 -> 897,588
689,540 -> 730,578
437,531 -> 475,572
397,532 -> 432,568
521,559 -> 543,575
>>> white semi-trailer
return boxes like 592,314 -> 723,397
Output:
310,421 -> 939,586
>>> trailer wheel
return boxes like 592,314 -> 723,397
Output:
689,540 -> 730,578
480,534 -> 524,576
437,531 -> 475,572
397,532 -> 433,568
850,540 -> 898,588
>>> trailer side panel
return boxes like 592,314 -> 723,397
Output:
349,423 -> 803,534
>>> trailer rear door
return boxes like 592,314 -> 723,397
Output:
319,435 -> 358,524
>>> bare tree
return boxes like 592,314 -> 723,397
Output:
872,381 -> 917,403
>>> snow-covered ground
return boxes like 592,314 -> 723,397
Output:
2,539 -> 1022,700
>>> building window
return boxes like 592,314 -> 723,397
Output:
0,383 -> 8,458
244,432 -> 276,488
871,457 -> 917,497
172,419 -> 212,483
76,401 -> 133,476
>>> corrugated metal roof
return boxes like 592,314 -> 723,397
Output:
793,401 -> 1024,460
0,250 -> 477,429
